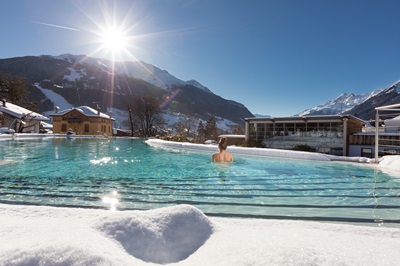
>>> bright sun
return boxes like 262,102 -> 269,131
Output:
100,27 -> 128,53
85,4 -> 141,62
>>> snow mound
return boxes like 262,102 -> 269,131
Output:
98,204 -> 213,264
379,155 -> 400,177
0,204 -> 213,265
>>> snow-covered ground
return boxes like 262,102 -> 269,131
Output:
34,83 -> 74,116
1,138 -> 400,265
1,204 -> 400,266
378,155 -> 400,177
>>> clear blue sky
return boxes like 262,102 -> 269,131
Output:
1,0 -> 400,116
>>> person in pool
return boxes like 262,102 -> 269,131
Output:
212,137 -> 233,162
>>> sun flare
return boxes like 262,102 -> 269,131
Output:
100,27 -> 129,54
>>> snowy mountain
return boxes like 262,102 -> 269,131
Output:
345,81 -> 400,120
54,54 -> 211,93
253,114 -> 271,118
297,89 -> 382,117
297,80 -> 400,120
0,54 -> 253,131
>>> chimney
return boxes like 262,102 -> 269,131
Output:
97,104 -> 101,116
55,106 -> 59,113
109,111 -> 113,119
2,99 -> 6,107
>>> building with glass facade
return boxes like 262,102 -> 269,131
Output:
245,115 -> 365,156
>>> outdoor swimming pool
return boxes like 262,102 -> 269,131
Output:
1,137 -> 400,226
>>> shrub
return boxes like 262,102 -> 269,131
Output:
292,144 -> 315,152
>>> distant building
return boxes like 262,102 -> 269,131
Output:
0,99 -> 49,133
50,106 -> 114,136
350,104 -> 400,158
245,115 -> 366,156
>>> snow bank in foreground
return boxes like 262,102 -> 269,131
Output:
0,204 -> 212,265
0,204 -> 399,266
379,155 -> 400,177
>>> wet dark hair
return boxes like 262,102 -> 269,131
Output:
218,137 -> 228,150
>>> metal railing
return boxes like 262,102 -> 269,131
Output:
374,103 -> 400,162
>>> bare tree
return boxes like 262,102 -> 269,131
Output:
230,124 -> 245,135
173,115 -> 196,140
130,95 -> 164,138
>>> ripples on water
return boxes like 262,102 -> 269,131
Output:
1,138 -> 399,226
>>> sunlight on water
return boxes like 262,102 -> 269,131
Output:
0,138 -> 399,226
91,157 -> 112,165
102,190 -> 119,211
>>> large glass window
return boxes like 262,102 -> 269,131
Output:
257,123 -> 265,140
247,119 -> 346,155
285,123 -> 295,136
265,123 -> 274,139
296,123 -> 306,136
319,122 -> 330,131
306,123 -> 318,137
274,123 -> 284,136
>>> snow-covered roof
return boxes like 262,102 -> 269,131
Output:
218,134 -> 245,138
40,121 -> 53,129
0,102 -> 49,121
51,106 -> 114,120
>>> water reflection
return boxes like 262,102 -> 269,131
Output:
102,190 -> 119,211
90,157 -> 112,165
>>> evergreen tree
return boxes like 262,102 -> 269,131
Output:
0,72 -> 28,105
196,120 -> 205,143
204,117 -> 218,140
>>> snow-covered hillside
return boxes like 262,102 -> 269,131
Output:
34,83 -> 74,116
54,54 -> 211,93
35,82 -> 235,131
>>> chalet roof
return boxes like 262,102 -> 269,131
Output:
0,101 -> 49,121
50,106 -> 114,120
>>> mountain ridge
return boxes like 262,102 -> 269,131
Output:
54,54 -> 212,93
297,89 -> 383,117
296,80 -> 400,120
0,54 -> 253,130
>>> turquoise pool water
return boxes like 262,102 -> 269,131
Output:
1,138 -> 400,225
